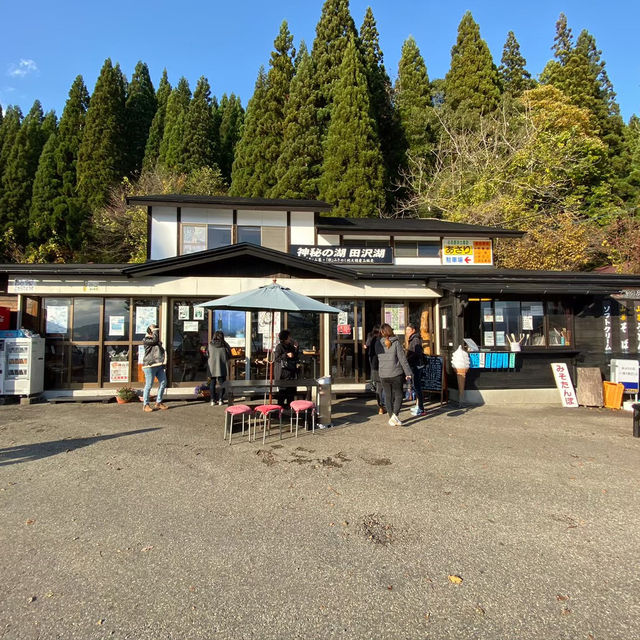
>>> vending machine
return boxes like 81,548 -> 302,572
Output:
0,330 -> 45,396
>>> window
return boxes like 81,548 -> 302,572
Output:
208,225 -> 232,249
182,224 -> 207,254
237,226 -> 261,245
394,240 -> 441,258
466,299 -> 571,349
342,239 -> 390,248
261,226 -> 287,251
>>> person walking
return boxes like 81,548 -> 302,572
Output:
366,324 -> 386,414
142,324 -> 168,412
207,330 -> 232,406
274,329 -> 299,410
405,323 -> 426,416
375,323 -> 412,427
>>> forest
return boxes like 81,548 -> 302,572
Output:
0,0 -> 639,272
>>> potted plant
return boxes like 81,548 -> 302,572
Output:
116,386 -> 140,404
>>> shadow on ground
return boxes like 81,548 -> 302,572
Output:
0,428 -> 160,467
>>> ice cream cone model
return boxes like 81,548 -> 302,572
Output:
451,345 -> 471,407
456,369 -> 468,405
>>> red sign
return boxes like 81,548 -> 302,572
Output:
0,307 -> 10,330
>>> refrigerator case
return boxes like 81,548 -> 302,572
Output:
1,337 -> 45,395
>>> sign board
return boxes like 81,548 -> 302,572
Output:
420,356 -> 444,391
610,359 -> 639,393
551,362 -> 578,408
442,238 -> 493,265
14,279 -> 36,293
109,361 -> 129,383
290,245 -> 393,264
576,367 -> 603,407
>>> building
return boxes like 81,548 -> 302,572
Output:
1,194 -> 639,403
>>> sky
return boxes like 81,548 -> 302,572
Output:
1,0 -> 639,121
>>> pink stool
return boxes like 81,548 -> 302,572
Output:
290,400 -> 316,437
224,404 -> 252,445
253,404 -> 283,444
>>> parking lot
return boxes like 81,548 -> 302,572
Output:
1,398 -> 639,639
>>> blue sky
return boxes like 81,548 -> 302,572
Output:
1,1 -> 638,121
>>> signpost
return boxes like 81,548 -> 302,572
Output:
441,239 -> 493,265
551,363 -> 578,408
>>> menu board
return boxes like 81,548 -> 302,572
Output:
420,356 -> 444,391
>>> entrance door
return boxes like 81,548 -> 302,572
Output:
329,300 -> 364,383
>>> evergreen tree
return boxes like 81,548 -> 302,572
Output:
0,101 -> 46,243
359,6 -> 403,203
124,61 -> 156,176
499,31 -> 534,97
552,13 -> 574,65
182,76 -> 216,172
394,36 -> 435,163
142,69 -> 171,171
444,12 -> 502,125
29,133 -> 60,243
76,59 -> 127,211
229,67 -> 267,196
157,77 -> 191,170
272,42 -> 323,199
311,0 -> 358,135
245,20 -> 296,197
320,35 -> 385,217
217,93 -> 244,184
41,111 -> 58,142
0,106 -> 22,181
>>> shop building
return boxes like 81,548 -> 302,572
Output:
1,194 -> 639,403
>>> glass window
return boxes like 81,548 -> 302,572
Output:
44,298 -> 71,337
343,239 -> 390,248
547,301 -> 571,346
182,224 -> 207,254
70,345 -> 99,384
104,298 -> 130,342
44,342 -> 67,388
237,226 -> 261,245
394,241 -> 417,257
417,241 -> 441,258
73,298 -> 100,341
261,226 -> 287,251
208,225 -> 232,249
171,300 -> 209,383
288,312 -> 321,380
383,303 -> 407,333
133,300 -> 160,342
103,346 -> 130,384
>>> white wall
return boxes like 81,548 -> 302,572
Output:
150,207 -> 178,260
290,211 -> 315,245
181,207 -> 233,225
237,210 -> 287,226
318,234 -> 340,246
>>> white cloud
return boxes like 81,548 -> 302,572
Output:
7,59 -> 38,78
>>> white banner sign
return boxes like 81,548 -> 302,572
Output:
551,363 -> 578,408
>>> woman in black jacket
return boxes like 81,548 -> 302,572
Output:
405,323 -> 425,416
274,329 -> 299,409
366,324 -> 386,414
142,324 -> 168,412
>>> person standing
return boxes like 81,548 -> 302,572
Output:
375,323 -> 412,427
142,324 -> 168,412
208,330 -> 232,406
366,324 -> 385,414
405,323 -> 425,416
274,329 -> 299,410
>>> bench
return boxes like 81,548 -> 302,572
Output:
223,378 -> 318,406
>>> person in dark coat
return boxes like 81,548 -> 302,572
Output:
366,324 -> 386,414
274,329 -> 299,409
405,323 -> 425,416
207,331 -> 232,405
142,324 -> 168,412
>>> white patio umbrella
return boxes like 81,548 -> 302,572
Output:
200,280 -> 341,403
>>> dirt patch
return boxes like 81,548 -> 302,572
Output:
334,451 -> 352,462
361,513 -> 393,546
361,456 -> 392,466
321,456 -> 343,468
256,449 -> 278,466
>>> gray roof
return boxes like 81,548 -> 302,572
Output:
127,194 -> 332,211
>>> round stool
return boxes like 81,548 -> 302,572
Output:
224,404 -> 252,445
253,404 -> 283,444
289,400 -> 316,437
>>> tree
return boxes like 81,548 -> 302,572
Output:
499,31 -> 534,97
182,76 -> 216,172
0,106 -> 22,182
29,133 -> 61,244
229,68 -> 267,196
311,0 -> 358,135
157,77 -> 191,171
76,59 -> 127,211
124,61 -> 156,176
0,101 -> 50,245
217,93 -> 244,184
319,35 -> 385,217
272,42 -> 323,199
359,6 -> 402,204
143,69 -> 171,171
444,12 -> 502,126
394,36 -> 435,163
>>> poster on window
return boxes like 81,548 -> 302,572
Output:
138,345 -> 145,364
178,305 -> 190,320
109,315 -> 125,336
384,305 -> 405,332
522,315 -> 533,331
46,305 -> 69,334
135,307 -> 157,335
193,306 -> 205,320
183,321 -> 199,332
258,311 -> 281,335
484,331 -> 495,347
110,361 -> 129,383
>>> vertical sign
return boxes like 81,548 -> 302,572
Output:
620,303 -> 629,353
551,363 -> 578,408
603,300 -> 612,353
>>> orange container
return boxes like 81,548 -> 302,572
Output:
603,381 -> 624,409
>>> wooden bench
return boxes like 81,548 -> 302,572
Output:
223,378 -> 318,406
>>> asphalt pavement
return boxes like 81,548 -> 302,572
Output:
1,397 -> 638,639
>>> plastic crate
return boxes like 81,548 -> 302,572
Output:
603,381 -> 624,410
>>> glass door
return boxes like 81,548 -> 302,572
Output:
329,300 -> 364,383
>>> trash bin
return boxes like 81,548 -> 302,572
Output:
633,404 -> 640,438
316,376 -> 332,428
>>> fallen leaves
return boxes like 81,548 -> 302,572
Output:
25,519 -> 35,525
448,575 -> 463,584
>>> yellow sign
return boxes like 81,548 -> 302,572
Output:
442,239 -> 493,265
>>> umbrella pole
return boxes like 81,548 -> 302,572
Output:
269,311 -> 274,405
